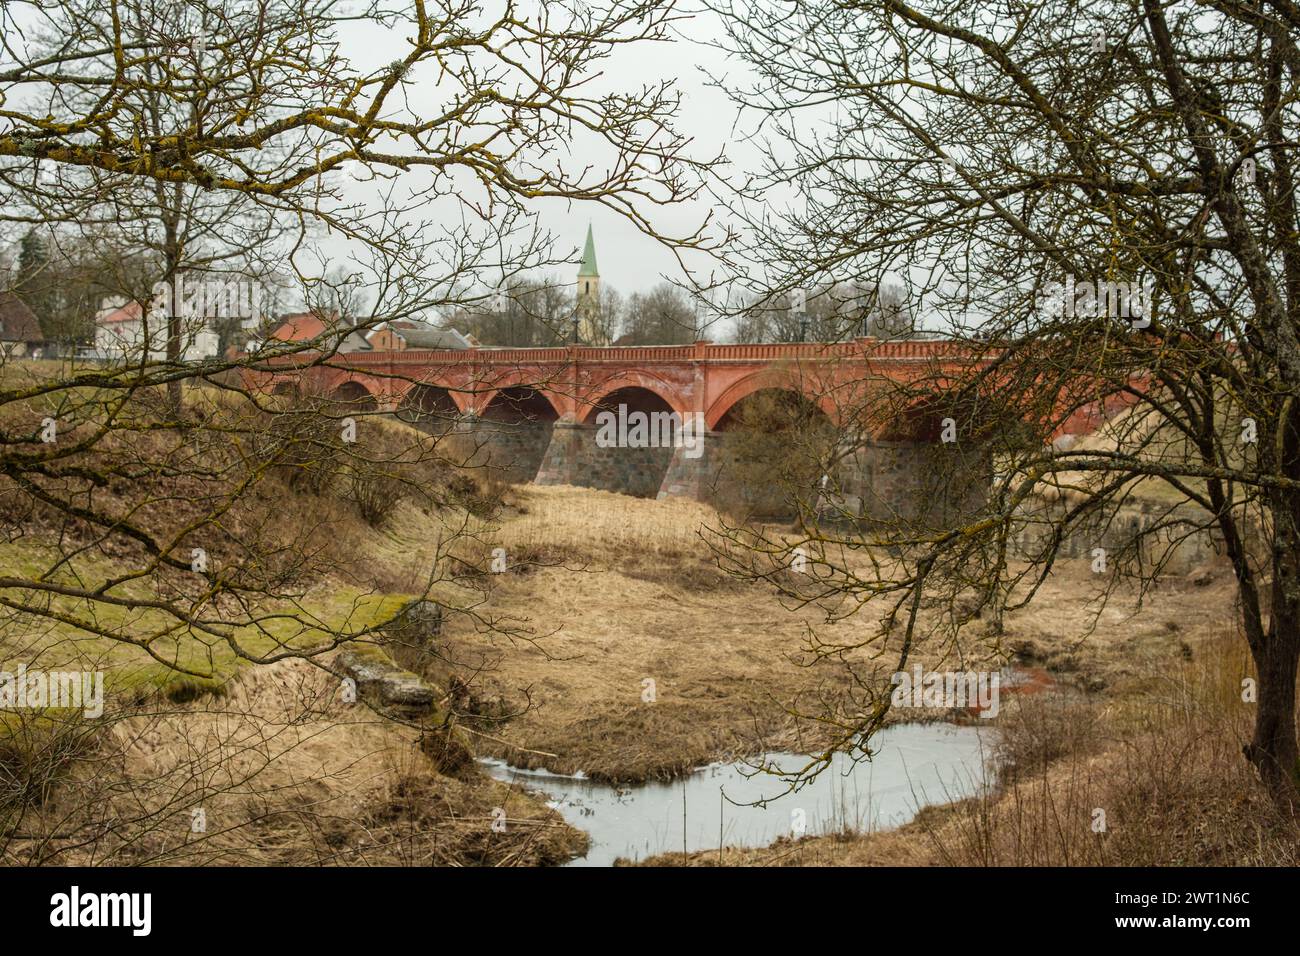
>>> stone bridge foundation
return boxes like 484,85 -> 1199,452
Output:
400,407 -> 991,525
535,422 -> 676,498
530,423 -> 992,523
451,414 -> 555,485
835,442 -> 993,526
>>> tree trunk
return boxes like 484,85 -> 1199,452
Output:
1249,518 -> 1300,808
164,237 -> 182,412
167,307 -> 183,409
1247,617 -> 1300,807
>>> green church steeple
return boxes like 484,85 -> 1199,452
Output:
578,224 -> 599,278
575,223 -> 604,344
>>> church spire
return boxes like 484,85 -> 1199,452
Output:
578,223 -> 599,278
576,223 -> 604,344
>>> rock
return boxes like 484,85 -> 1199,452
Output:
337,646 -> 438,716
382,673 -> 436,710
337,647 -> 395,698
388,599 -> 443,646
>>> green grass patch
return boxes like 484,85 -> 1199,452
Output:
1,540 -> 412,700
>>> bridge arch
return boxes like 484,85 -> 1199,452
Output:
396,383 -> 462,432
580,384 -> 679,426
465,367 -> 572,419
710,385 -> 840,518
330,380 -> 378,412
549,382 -> 682,499
580,373 -> 689,423
871,389 -> 1020,444
873,397 -> 946,443
705,371 -> 837,430
481,386 -> 560,423
713,386 -> 835,433
467,386 -> 561,484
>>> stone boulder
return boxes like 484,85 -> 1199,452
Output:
386,598 -> 443,646
337,646 -> 436,716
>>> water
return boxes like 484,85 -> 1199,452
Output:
480,723 -> 993,866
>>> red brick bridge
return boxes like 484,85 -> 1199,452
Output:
252,339 -> 1106,518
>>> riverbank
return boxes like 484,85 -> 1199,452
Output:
5,444 -> 1289,866
444,486 -> 1246,786
636,625 -> 1299,866
480,722 -> 993,865
428,486 -> 1300,865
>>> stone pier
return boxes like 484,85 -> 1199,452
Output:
531,420 -> 990,524
455,413 -> 555,485
835,441 -> 994,527
535,421 -> 678,498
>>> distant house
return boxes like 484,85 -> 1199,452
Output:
364,322 -> 407,353
94,299 -> 143,358
253,310 -> 372,353
365,319 -> 472,351
94,297 -> 219,362
0,293 -> 44,358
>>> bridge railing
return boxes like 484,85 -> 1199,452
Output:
319,338 -> 967,366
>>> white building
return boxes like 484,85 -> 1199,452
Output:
94,297 -> 220,362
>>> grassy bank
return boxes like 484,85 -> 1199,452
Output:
637,625 -> 1299,866
0,377 -> 580,865
438,485 -> 1247,789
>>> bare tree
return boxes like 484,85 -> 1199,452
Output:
730,282 -> 911,343
0,0 -> 713,857
595,283 -> 623,346
448,273 -> 576,346
707,0 -> 1300,805
619,281 -> 696,344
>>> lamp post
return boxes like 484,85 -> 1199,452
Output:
791,288 -> 808,342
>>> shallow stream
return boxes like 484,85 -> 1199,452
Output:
480,722 -> 993,866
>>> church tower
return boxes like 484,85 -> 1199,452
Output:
576,223 -> 604,344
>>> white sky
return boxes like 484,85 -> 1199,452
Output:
339,2 -> 755,297
2,1 -> 776,305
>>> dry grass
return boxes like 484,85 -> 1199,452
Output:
0,371 -> 586,864
1,658 -> 582,866
639,625 -> 1299,866
1038,391 -> 1255,507
442,563 -> 844,783
994,558 -> 1240,695
499,485 -> 716,558
921,626 -> 1298,867
437,486 -> 861,782
460,484 -> 734,590
438,486 -> 1258,790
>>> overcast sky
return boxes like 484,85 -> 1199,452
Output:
341,3 -> 756,298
